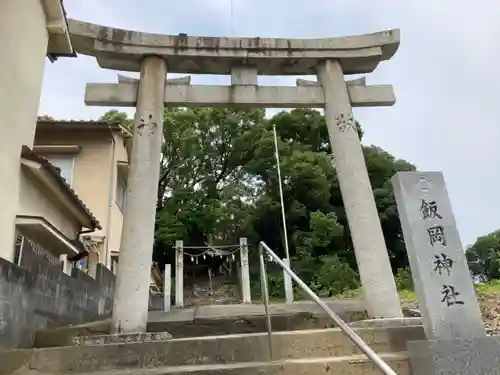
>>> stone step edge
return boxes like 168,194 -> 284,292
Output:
349,317 -> 423,328
73,332 -> 172,346
66,352 -> 409,375
167,324 -> 424,342
29,325 -> 424,350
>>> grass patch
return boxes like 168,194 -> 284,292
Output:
265,279 -> 500,304
335,288 -> 416,301
335,288 -> 363,299
398,289 -> 417,301
476,279 -> 500,294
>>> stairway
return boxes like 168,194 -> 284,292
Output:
2,320 -> 424,375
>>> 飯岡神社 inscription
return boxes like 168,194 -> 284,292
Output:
433,253 -> 453,276
420,199 -> 443,220
392,171 -> 485,340
418,184 -> 464,309
427,225 -> 446,247
440,285 -> 464,307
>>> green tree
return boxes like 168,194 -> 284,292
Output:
100,107 -> 417,291
249,109 -> 416,272
154,108 -> 265,259
99,110 -> 134,131
466,230 -> 500,281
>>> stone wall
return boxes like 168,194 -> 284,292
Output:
0,244 -> 115,349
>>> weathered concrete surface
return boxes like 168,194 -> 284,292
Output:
34,320 -> 111,348
148,312 -> 367,339
239,237 -> 251,304
317,59 -> 402,319
33,301 -> 367,347
2,353 -> 410,375
392,171 -> 485,340
3,327 -> 421,374
117,74 -> 191,85
84,82 -> 396,108
408,336 -> 500,375
73,331 -> 172,346
0,349 -> 33,375
67,19 -> 399,75
0,250 -> 115,349
350,317 -> 423,328
296,77 -> 366,87
112,56 -> 167,333
174,241 -> 184,308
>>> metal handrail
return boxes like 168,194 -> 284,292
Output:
258,241 -> 399,375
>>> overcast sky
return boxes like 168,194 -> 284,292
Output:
39,0 -> 500,246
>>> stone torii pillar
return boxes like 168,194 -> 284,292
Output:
112,56 -> 167,333
317,60 -> 402,318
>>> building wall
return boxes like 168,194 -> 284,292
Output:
107,133 -> 129,264
18,169 -> 80,239
108,204 -> 124,264
0,1 -> 49,261
0,245 -> 115,349
34,130 -> 130,268
113,133 -> 130,165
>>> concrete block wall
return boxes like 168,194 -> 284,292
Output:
0,245 -> 115,349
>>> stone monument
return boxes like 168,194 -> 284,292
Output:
175,240 -> 184,308
68,19 -> 404,333
392,171 -> 500,375
239,237 -> 251,304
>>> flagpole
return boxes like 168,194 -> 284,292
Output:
273,125 -> 293,303
273,125 -> 290,261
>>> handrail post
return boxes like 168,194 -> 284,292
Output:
259,243 -> 273,360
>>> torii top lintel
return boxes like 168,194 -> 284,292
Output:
68,19 -> 400,75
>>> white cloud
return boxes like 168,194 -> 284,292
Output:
39,0 -> 500,245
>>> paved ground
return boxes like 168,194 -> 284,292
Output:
148,300 -> 366,323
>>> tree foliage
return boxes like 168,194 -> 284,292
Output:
466,230 -> 500,281
99,110 -> 134,131
101,107 -> 417,294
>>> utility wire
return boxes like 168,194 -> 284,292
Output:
229,0 -> 234,36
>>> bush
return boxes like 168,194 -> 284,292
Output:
308,255 -> 360,297
250,254 -> 360,301
395,267 -> 414,291
249,261 -> 287,300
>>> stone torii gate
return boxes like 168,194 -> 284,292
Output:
68,19 -> 403,333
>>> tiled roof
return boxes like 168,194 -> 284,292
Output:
37,117 -> 120,127
36,117 -> 132,138
21,146 -> 102,230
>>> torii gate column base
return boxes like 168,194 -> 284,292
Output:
112,56 -> 167,333
318,59 -> 402,319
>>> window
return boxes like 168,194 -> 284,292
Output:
116,173 -> 127,212
45,155 -> 75,185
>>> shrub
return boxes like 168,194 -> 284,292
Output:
309,255 -> 360,297
395,267 -> 414,291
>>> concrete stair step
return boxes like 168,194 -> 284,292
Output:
35,303 -> 370,348
26,353 -> 411,375
3,326 -> 424,374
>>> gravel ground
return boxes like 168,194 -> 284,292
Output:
401,291 -> 500,336
478,292 -> 500,335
